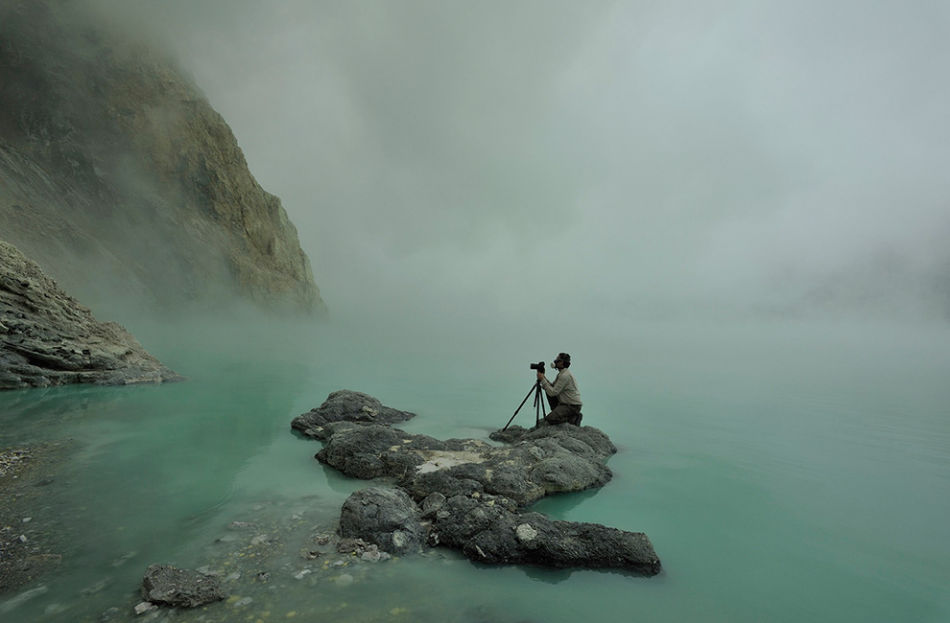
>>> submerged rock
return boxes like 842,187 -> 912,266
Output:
0,240 -> 182,390
140,564 -> 226,608
0,441 -> 70,594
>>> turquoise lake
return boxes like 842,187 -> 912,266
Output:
1,317 -> 949,622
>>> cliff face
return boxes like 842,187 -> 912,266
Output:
0,0 -> 327,316
0,239 -> 182,389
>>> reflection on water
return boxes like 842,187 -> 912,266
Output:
1,320 -> 949,622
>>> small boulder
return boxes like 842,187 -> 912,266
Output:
141,564 -> 226,608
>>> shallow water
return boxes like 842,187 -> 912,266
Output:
1,319 -> 949,622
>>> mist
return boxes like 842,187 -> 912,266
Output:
5,7 -> 950,619
90,0 -> 950,337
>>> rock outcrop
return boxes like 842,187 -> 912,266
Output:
0,239 -> 181,389
428,494 -> 661,575
315,421 -> 613,507
0,0 -> 326,316
295,391 -> 662,575
292,390 -> 416,438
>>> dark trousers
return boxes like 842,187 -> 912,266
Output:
544,403 -> 582,426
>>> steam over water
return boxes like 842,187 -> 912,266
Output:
2,318 -> 949,622
4,5 -> 950,619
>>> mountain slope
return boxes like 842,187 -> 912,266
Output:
0,0 -> 327,316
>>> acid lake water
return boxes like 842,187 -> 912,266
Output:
1,317 -> 949,622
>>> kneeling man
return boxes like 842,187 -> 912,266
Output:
537,352 -> 582,426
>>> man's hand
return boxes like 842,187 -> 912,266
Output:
537,371 -> 545,381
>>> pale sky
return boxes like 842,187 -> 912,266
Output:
104,1 -> 950,330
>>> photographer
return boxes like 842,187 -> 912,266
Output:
537,352 -> 583,426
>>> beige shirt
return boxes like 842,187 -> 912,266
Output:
540,368 -> 582,406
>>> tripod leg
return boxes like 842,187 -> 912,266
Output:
534,381 -> 547,427
502,383 -> 538,431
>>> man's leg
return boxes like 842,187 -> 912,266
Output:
544,403 -> 578,425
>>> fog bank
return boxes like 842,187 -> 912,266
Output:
93,1 -> 950,331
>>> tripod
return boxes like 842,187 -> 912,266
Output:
502,379 -> 556,431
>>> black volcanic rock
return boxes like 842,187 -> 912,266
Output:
141,564 -> 226,608
0,239 -> 181,389
339,487 -> 427,555
296,390 -> 662,575
314,420 -> 613,507
291,390 -> 416,440
430,495 -> 661,575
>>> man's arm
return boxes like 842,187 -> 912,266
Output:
538,370 -> 567,397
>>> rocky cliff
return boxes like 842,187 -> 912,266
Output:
0,0 -> 327,316
0,239 -> 181,389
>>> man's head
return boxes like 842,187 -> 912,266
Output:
553,353 -> 571,369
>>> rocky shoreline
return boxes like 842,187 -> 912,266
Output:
113,496 -> 541,622
0,440 -> 71,594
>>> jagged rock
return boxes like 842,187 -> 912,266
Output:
291,390 -> 416,440
0,1 -> 325,315
140,564 -> 226,608
0,240 -> 182,390
339,487 -> 426,555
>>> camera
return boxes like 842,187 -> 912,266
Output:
529,361 -> 545,372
